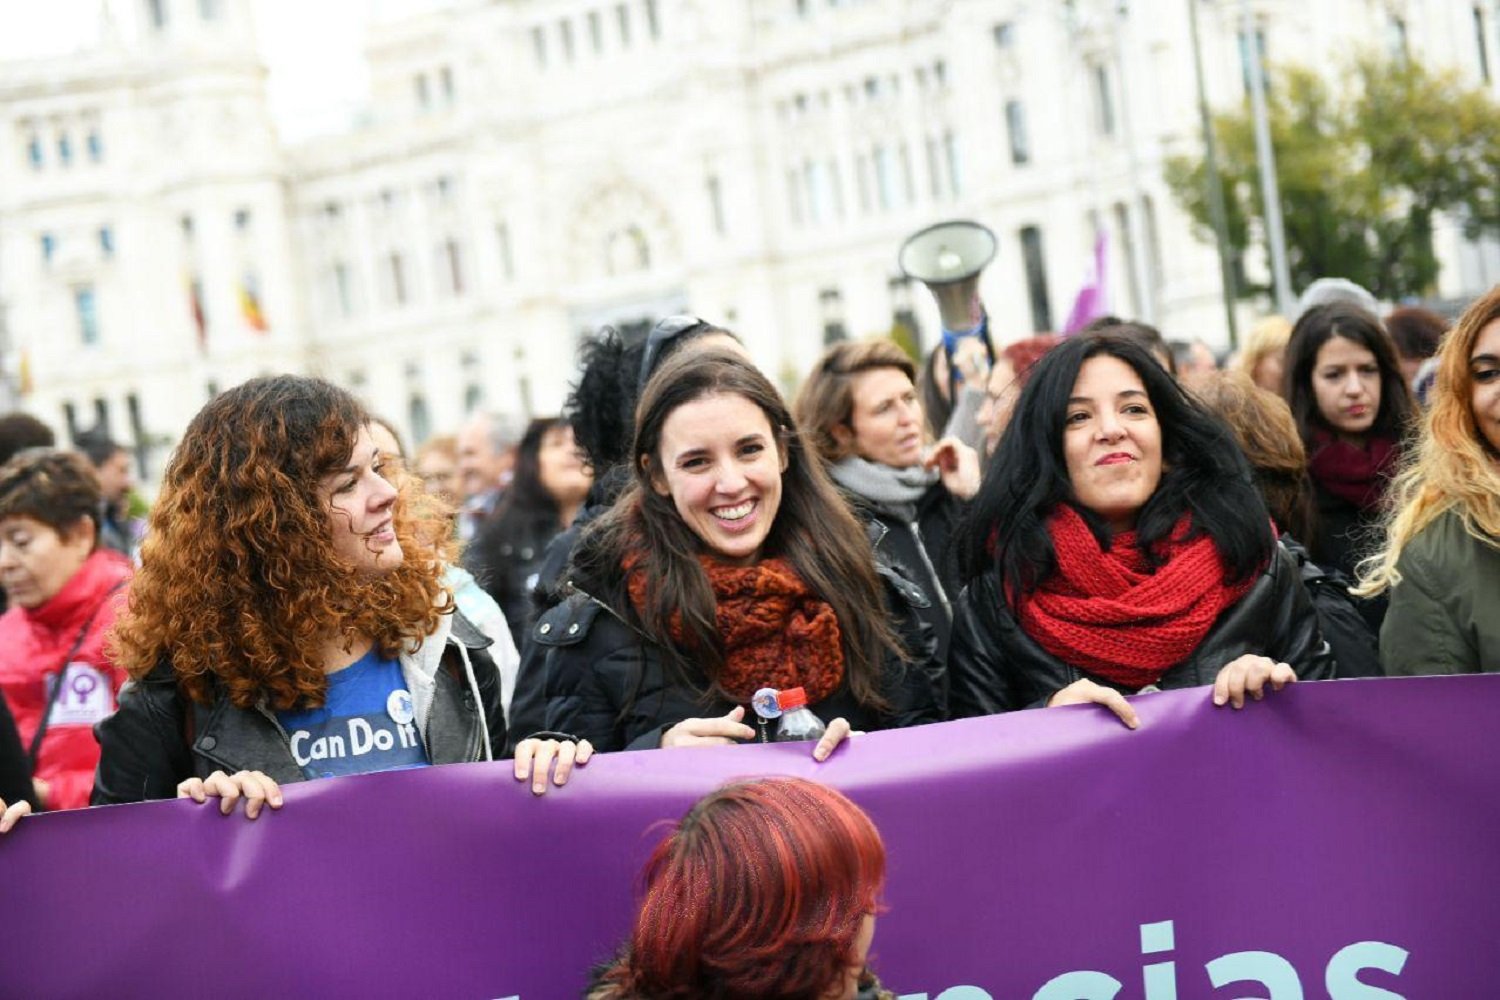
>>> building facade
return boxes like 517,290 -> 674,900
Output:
2,0 -> 1497,476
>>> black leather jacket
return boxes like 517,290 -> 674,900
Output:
91,612 -> 506,805
534,564 -> 944,752
948,543 -> 1336,717
841,483 -> 965,670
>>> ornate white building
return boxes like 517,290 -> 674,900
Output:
2,0 -> 1496,476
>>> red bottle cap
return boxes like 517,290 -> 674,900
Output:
776,687 -> 808,710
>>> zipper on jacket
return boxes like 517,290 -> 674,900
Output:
908,520 -> 952,619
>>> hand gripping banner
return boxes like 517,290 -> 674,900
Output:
2,675 -> 1498,997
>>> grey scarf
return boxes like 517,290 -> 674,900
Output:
828,455 -> 938,522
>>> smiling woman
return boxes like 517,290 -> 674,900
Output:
1357,285 -> 1500,676
948,333 -> 1334,725
86,375 -> 588,823
535,348 -> 941,755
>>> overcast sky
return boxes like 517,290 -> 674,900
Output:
0,0 -> 436,141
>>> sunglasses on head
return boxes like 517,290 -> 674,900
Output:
639,315 -> 711,392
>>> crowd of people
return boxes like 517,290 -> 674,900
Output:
0,274 -> 1495,996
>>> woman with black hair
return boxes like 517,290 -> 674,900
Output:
466,418 -> 592,650
948,334 -> 1334,723
1283,303 -> 1415,586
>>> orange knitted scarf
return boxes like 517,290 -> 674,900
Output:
626,553 -> 845,704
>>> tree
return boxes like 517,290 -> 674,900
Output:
1165,54 -> 1500,302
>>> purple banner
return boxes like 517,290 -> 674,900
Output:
3,675 -> 1498,997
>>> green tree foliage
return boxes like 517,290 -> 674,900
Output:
1165,54 -> 1500,301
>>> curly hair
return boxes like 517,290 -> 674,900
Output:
111,375 -> 451,709
594,778 -> 885,1000
0,449 -> 101,542
1195,371 -> 1314,543
1357,286 -> 1500,597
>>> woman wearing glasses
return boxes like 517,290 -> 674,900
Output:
537,349 -> 940,755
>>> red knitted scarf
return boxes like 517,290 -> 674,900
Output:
1015,506 -> 1256,688
625,553 -> 845,704
1307,431 -> 1399,512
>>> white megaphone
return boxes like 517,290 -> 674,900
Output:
898,220 -> 997,338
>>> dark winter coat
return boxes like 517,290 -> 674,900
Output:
841,483 -> 965,671
466,508 -> 562,652
1309,481 -> 1388,633
1280,533 -> 1381,678
948,543 -> 1336,717
91,611 -> 506,804
534,564 -> 943,752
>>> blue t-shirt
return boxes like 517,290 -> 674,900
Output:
276,648 -> 430,780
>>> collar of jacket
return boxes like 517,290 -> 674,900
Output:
20,548 -> 131,634
187,609 -> 492,782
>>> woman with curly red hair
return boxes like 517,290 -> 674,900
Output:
588,777 -> 892,1000
91,375 -> 586,818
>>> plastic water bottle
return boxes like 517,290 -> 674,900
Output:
772,687 -> 827,743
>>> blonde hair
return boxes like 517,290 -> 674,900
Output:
1233,315 -> 1292,382
1356,285 -> 1500,596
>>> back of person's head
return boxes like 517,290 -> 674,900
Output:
962,332 -> 1269,593
566,321 -> 738,479
0,413 -> 55,467
1233,316 -> 1293,384
597,778 -> 885,1000
1195,371 -> 1313,542
1000,334 -> 1062,383
1082,316 -> 1175,375
795,339 -> 918,464
1296,277 -> 1379,319
1358,285 -> 1500,597
0,449 -> 101,545
1283,302 -> 1414,443
72,428 -> 124,469
112,374 -> 447,708
1384,306 -> 1448,364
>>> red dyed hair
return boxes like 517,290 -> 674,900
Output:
601,778 -> 885,1000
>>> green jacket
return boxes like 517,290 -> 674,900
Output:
1380,509 -> 1500,675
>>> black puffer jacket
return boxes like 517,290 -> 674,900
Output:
91,612 -> 506,804
536,565 -> 943,752
842,483 -> 965,670
948,543 -> 1336,717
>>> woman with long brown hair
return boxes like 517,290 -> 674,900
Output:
536,349 -> 940,755
90,375 -> 586,817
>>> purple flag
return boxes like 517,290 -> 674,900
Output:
2,675 -> 1497,997
1063,229 -> 1110,334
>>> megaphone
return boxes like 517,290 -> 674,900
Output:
898,220 -> 997,336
